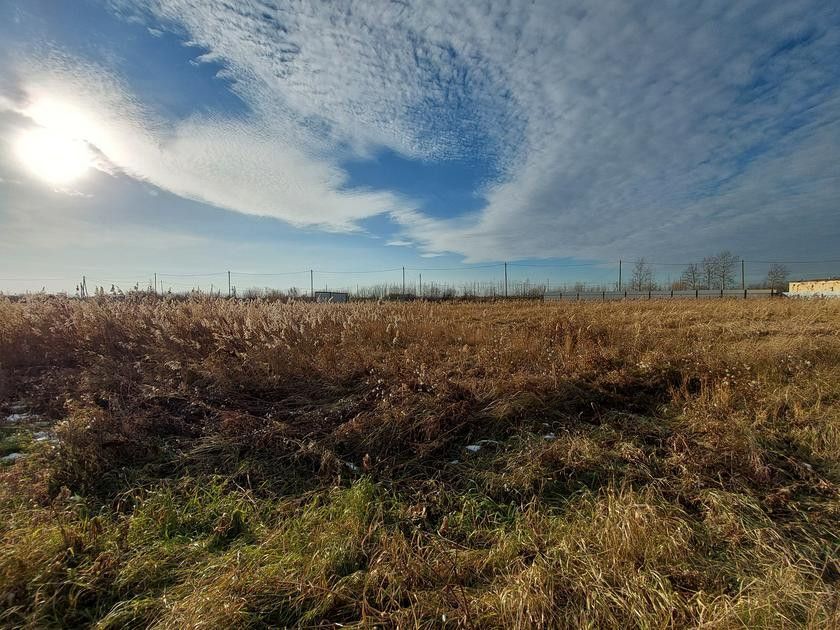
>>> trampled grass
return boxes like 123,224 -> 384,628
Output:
0,297 -> 838,628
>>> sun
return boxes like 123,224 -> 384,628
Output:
15,126 -> 93,185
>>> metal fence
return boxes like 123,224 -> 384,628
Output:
314,291 -> 349,303
545,289 -> 777,302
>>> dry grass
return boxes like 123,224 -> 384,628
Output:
0,296 -> 838,628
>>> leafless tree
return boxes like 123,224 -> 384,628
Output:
767,264 -> 789,292
631,258 -> 653,291
715,251 -> 739,290
701,256 -> 718,289
680,263 -> 702,290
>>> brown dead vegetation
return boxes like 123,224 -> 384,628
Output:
0,297 -> 838,628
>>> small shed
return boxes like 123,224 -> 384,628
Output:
787,279 -> 840,297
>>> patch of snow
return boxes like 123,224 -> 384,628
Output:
344,462 -> 360,472
466,439 -> 502,454
33,431 -> 52,442
543,433 -> 556,440
449,459 -> 460,465
1,452 -> 26,463
4,413 -> 32,423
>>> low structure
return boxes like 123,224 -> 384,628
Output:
787,279 -> 840,298
315,291 -> 349,303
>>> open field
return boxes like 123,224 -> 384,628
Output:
1,297 -> 839,628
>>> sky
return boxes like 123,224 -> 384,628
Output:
1,0 -> 839,294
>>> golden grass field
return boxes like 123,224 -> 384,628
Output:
0,297 -> 838,628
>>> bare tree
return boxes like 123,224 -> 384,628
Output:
701,256 -> 718,289
680,263 -> 702,290
715,251 -> 738,290
767,264 -> 789,292
631,258 -> 653,291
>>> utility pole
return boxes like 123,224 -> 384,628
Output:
402,266 -> 405,296
741,259 -> 745,290
154,273 -> 157,295
618,259 -> 622,291
227,271 -> 231,298
504,262 -> 508,297
419,273 -> 422,298
310,269 -> 314,298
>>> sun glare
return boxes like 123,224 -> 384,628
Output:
15,126 -> 93,185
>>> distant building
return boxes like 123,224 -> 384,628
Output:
787,279 -> 840,297
315,291 -> 349,303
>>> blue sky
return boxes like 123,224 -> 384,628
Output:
1,0 -> 839,293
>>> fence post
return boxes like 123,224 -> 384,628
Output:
504,262 -> 508,298
618,259 -> 622,291
227,271 -> 231,298
310,270 -> 314,298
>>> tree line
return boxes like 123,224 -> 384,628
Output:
630,252 -> 789,292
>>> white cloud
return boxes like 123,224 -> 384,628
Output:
4,1 -> 839,262
0,60 -> 414,231
385,240 -> 412,247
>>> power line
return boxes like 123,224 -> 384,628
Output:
233,270 -> 309,276
85,277 -> 152,284
157,271 -> 227,278
508,261 -> 610,268
404,263 -> 502,271
743,259 -> 840,265
313,267 -> 402,274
